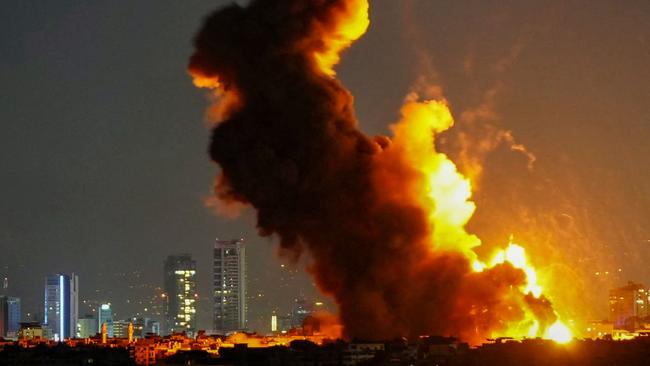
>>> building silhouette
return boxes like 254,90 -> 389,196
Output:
98,303 -> 114,337
112,319 -> 130,338
213,238 -> 247,333
291,298 -> 313,329
163,254 -> 197,336
130,317 -> 157,338
77,314 -> 97,338
6,297 -> 20,337
0,297 -> 6,338
0,296 -> 21,339
609,281 -> 649,330
44,273 -> 78,340
130,317 -> 160,337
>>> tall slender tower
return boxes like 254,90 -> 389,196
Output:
0,297 -> 6,338
44,273 -> 78,340
163,254 -> 197,335
6,297 -> 21,337
213,238 -> 247,333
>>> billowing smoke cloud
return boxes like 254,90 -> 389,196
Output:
189,0 -> 558,344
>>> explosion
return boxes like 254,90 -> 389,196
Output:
189,0 -> 571,345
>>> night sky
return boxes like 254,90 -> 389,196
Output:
2,1 -> 650,332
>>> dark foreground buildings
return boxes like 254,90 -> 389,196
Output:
0,342 -> 132,366
3,335 -> 650,365
157,337 -> 650,365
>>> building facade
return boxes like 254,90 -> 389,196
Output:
213,238 -> 247,333
291,298 -> 313,329
112,320 -> 130,338
6,297 -> 20,338
0,277 -> 20,339
77,314 -> 98,338
98,303 -> 114,337
44,273 -> 78,340
0,297 -> 6,338
609,281 -> 649,330
163,254 -> 197,335
131,317 -> 160,337
18,322 -> 49,340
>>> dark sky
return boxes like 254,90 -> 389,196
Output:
1,0 -> 650,332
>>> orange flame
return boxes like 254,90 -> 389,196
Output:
192,75 -> 220,89
189,68 -> 221,89
312,0 -> 369,76
389,97 -> 572,342
188,66 -> 241,126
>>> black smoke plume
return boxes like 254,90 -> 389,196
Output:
189,0 -> 556,343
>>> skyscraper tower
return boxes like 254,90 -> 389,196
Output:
0,297 -> 6,338
0,296 -> 20,339
163,254 -> 197,335
98,303 -> 114,337
44,273 -> 78,340
213,238 -> 247,333
6,297 -> 20,338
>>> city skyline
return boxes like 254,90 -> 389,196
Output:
4,272 -> 650,340
2,0 -> 650,343
0,235 -> 327,338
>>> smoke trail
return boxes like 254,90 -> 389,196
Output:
189,0 -> 558,343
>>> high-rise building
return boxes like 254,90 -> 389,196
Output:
98,303 -> 114,337
291,298 -> 313,329
77,314 -> 97,338
213,238 -> 247,333
0,280 -> 18,339
6,297 -> 20,338
163,254 -> 197,335
44,274 -> 78,340
609,281 -> 649,331
0,297 -> 6,338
